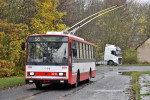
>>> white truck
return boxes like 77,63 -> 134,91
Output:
104,44 -> 122,66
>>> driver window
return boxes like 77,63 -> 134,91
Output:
111,50 -> 116,56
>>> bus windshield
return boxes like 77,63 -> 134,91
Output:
27,36 -> 68,65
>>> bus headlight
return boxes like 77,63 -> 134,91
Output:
58,72 -> 64,76
27,72 -> 35,76
58,72 -> 66,77
30,72 -> 35,76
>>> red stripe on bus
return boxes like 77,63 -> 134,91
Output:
80,72 -> 89,81
68,70 -> 96,84
28,72 -> 60,76
91,70 -> 96,78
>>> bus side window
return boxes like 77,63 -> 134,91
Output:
80,43 -> 83,59
93,46 -> 95,58
91,46 -> 93,59
72,40 -> 77,58
77,42 -> 80,59
89,45 -> 91,59
83,43 -> 86,59
86,44 -> 89,59
82,43 -> 84,59
84,44 -> 86,59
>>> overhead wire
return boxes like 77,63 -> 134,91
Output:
63,5 -> 126,35
64,5 -> 118,32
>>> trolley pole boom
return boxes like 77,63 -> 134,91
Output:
64,5 -> 117,32
64,5 -> 126,35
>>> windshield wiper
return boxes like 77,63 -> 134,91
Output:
33,62 -> 38,65
53,62 -> 59,65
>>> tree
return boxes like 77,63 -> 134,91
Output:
0,20 -> 30,66
30,0 -> 66,34
57,0 -> 77,26
130,4 -> 150,46
95,0 -> 134,51
1,0 -> 36,25
0,0 -> 8,20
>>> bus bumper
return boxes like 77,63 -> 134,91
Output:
25,79 -> 68,84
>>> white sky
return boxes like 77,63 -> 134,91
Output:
133,0 -> 150,4
99,0 -> 150,4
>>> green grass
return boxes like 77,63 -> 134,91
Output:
141,93 -> 150,96
138,71 -> 150,75
143,85 -> 150,87
0,76 -> 25,90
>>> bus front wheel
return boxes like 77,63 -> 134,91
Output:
73,72 -> 79,88
35,83 -> 42,89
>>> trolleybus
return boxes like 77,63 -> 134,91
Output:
23,31 -> 96,88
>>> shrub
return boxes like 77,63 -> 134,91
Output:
123,48 -> 138,64
0,60 -> 15,78
13,66 -> 25,76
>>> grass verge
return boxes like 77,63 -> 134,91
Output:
123,71 -> 150,100
0,76 -> 25,90
141,93 -> 150,96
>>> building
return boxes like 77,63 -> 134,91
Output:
136,38 -> 150,63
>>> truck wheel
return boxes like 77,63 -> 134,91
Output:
35,83 -> 42,89
108,61 -> 114,66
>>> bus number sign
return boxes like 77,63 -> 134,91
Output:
35,37 -> 40,41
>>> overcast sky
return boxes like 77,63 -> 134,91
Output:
133,0 -> 150,4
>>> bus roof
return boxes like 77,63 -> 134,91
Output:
29,31 -> 95,45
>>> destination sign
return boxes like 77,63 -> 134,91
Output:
28,36 -> 68,42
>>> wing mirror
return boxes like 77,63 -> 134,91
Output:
21,42 -> 25,50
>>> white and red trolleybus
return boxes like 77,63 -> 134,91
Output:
24,31 -> 96,88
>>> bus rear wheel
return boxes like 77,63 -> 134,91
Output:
35,83 -> 42,89
86,70 -> 91,83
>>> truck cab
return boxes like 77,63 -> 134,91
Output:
104,44 -> 122,66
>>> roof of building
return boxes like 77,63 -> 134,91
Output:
136,37 -> 150,50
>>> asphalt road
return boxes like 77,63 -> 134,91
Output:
1,66 -> 150,100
